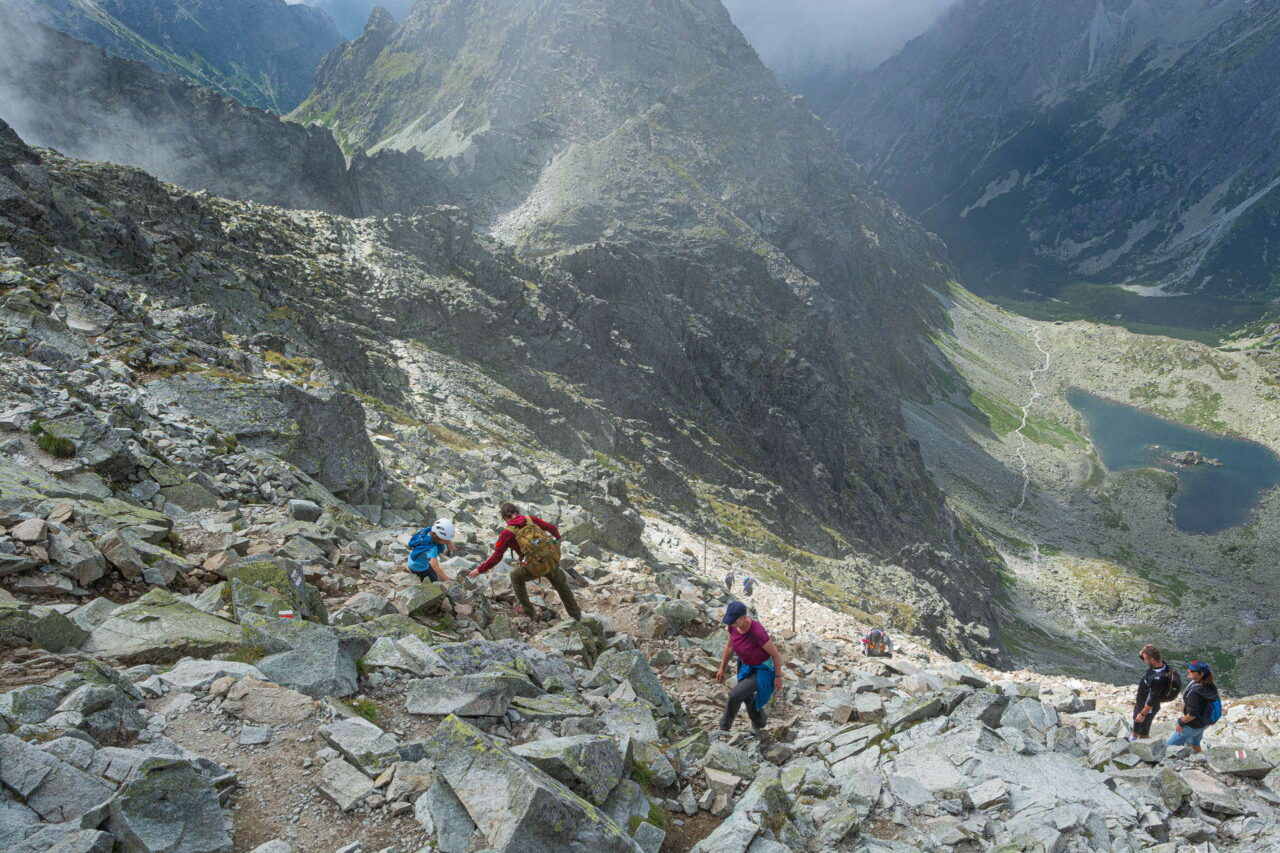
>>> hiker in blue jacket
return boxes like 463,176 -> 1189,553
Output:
1166,660 -> 1222,754
407,518 -> 457,583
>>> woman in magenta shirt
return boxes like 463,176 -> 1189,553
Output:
715,601 -> 784,735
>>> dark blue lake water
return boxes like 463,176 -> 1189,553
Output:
1067,389 -> 1280,534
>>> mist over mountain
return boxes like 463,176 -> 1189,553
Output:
801,0 -> 1280,306
1,0 -> 344,111
0,13 -> 441,215
722,0 -> 957,83
301,0 -> 414,38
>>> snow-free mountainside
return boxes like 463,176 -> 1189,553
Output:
4,0 -> 1280,850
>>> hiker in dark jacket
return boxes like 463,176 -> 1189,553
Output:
468,502 -> 581,621
715,601 -> 783,737
1166,660 -> 1221,753
861,628 -> 893,657
1131,644 -> 1172,741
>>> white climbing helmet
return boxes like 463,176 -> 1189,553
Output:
431,518 -> 456,541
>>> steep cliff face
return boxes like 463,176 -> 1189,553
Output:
816,0 -> 1280,299
0,15 -> 442,217
2,0 -> 344,112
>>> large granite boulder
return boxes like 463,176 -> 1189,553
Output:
79,590 -> 240,664
147,375 -> 385,505
319,717 -> 401,777
563,497 -> 644,556
422,716 -> 642,853
591,649 -> 675,716
241,614 -> 371,698
107,757 -> 233,853
0,734 -> 113,824
511,735 -> 626,805
0,601 -> 88,652
406,673 -> 543,718
224,558 -> 327,623
432,638 -> 575,688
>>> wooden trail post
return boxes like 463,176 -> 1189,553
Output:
791,567 -> 798,634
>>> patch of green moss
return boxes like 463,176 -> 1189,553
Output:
28,422 -> 76,458
264,350 -> 315,378
350,697 -> 379,722
228,644 -> 266,665
426,424 -> 482,451
629,762 -> 653,787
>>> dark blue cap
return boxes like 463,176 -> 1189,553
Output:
1188,660 -> 1212,673
723,601 -> 748,625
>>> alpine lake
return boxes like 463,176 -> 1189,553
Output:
1067,388 -> 1280,534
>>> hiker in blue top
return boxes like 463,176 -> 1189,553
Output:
743,577 -> 755,598
1166,660 -> 1222,753
407,518 -> 457,583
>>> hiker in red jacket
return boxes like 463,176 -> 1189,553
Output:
468,502 -> 582,621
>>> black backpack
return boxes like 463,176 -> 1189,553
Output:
1160,668 -> 1182,703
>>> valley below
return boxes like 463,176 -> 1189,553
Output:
912,286 -> 1280,693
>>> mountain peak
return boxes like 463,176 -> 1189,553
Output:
364,4 -> 396,32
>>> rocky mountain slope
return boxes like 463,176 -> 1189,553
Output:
288,0 -> 1000,596
0,15 -> 443,217
4,131 -> 1280,849
811,0 -> 1280,301
1,0 -> 344,112
4,138 -> 1280,847
0,94 -> 1004,660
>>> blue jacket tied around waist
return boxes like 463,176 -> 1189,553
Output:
738,659 -> 776,711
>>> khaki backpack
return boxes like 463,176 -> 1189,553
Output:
509,520 -> 560,579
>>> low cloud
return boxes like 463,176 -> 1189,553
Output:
723,0 -> 958,77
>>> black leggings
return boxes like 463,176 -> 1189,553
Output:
720,672 -> 764,730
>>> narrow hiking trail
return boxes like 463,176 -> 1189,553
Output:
1006,326 -> 1128,668
1011,325 -> 1052,529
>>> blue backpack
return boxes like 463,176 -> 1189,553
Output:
1207,698 -> 1224,725
408,528 -> 434,554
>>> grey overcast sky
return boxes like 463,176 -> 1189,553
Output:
722,0 -> 957,76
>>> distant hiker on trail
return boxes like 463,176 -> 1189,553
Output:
1130,644 -> 1175,742
861,628 -> 893,657
715,601 -> 783,737
725,571 -> 735,593
407,518 -> 456,583
743,577 -> 755,597
1166,660 -> 1222,754
468,502 -> 581,622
